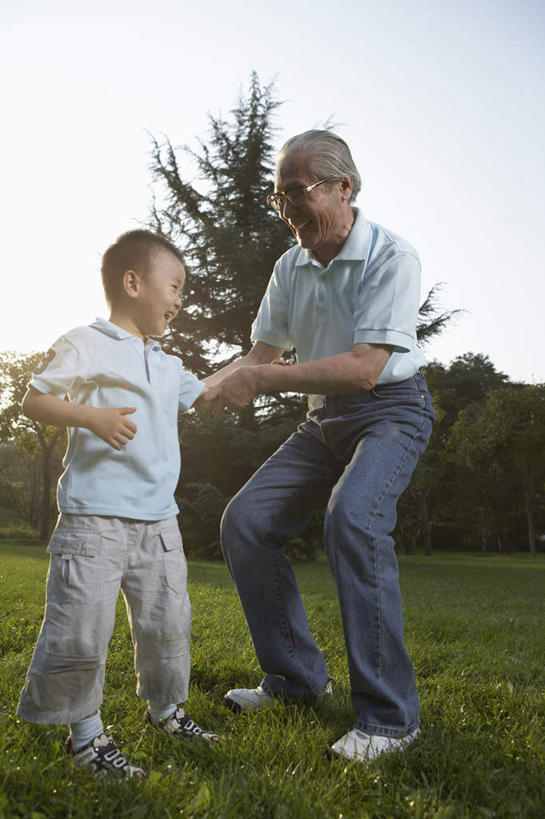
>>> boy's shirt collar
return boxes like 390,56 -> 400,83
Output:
90,318 -> 161,350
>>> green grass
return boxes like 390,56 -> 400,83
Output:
1,544 -> 544,818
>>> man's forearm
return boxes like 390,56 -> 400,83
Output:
202,356 -> 252,389
203,341 -> 284,388
254,347 -> 391,396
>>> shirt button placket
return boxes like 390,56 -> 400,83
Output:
316,271 -> 326,321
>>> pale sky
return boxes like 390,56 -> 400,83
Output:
2,0 -> 544,382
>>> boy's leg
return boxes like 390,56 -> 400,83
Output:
69,711 -> 104,750
17,514 -> 124,725
122,518 -> 219,741
121,518 -> 191,705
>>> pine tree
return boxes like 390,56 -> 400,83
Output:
148,72 -> 293,377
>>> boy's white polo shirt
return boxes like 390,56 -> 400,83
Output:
251,208 -> 427,383
30,318 -> 204,521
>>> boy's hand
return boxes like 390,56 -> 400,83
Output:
193,387 -> 213,413
87,407 -> 137,450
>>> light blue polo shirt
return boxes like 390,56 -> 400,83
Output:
251,208 -> 426,384
30,318 -> 204,520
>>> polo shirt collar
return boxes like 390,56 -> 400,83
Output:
90,318 -> 161,350
294,208 -> 372,268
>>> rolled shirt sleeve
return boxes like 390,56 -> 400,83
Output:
251,262 -> 293,350
353,252 -> 421,353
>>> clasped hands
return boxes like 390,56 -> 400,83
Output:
197,365 -> 262,414
197,358 -> 293,415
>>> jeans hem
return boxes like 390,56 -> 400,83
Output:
260,679 -> 327,701
353,720 -> 420,738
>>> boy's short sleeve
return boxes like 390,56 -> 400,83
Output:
177,362 -> 205,411
29,336 -> 83,397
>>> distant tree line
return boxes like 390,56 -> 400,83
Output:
1,74 -> 543,557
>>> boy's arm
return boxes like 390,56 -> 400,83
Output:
22,386 -> 137,451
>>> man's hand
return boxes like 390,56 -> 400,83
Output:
86,407 -> 137,450
201,367 -> 262,414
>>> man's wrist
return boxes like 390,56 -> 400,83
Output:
252,364 -> 268,393
254,361 -> 292,393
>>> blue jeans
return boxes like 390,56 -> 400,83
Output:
221,375 -> 435,737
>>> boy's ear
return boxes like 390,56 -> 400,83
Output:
122,270 -> 141,299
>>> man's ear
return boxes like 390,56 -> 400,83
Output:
122,270 -> 141,299
338,175 -> 353,204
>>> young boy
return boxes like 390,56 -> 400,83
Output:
17,229 -> 218,779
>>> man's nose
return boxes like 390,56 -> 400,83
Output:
281,196 -> 298,219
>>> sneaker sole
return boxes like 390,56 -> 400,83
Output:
224,695 -> 244,713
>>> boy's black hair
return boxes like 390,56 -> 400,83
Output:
101,229 -> 184,305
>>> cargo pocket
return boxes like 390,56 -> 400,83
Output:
159,524 -> 187,594
47,532 -> 100,604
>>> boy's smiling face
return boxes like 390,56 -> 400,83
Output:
132,247 -> 185,339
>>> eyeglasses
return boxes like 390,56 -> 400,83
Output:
266,178 -> 340,212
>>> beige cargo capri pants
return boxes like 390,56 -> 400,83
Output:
17,514 -> 191,724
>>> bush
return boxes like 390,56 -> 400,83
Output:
177,483 -> 230,558
0,524 -> 38,540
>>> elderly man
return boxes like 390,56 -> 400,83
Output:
204,130 -> 435,761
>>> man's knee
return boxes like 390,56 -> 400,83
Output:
220,486 -> 271,557
324,481 -> 384,545
221,489 -> 252,547
326,501 -> 371,543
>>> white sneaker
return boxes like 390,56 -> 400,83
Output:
225,678 -> 333,712
224,686 -> 275,712
331,727 -> 420,761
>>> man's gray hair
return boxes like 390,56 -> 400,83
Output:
277,130 -> 362,202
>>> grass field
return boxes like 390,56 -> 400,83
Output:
1,543 -> 544,818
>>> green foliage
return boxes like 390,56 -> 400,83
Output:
416,283 -> 464,347
0,524 -> 38,540
451,384 -> 545,554
393,353 -> 529,555
425,352 -> 509,433
177,482 -> 229,558
1,544 -> 544,817
0,352 -> 65,539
